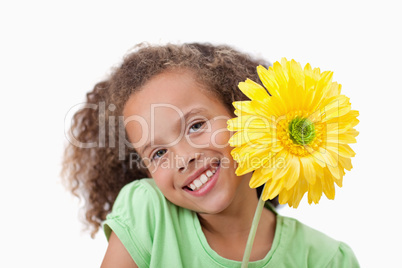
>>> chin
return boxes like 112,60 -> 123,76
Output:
196,192 -> 235,215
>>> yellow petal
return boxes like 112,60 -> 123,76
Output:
303,63 -> 316,97
272,150 -> 291,180
229,131 -> 267,147
326,82 -> 342,98
289,60 -> 304,87
318,96 -> 351,122
249,168 -> 272,188
320,149 -> 338,168
300,155 -> 316,185
238,79 -> 270,101
309,149 -> 326,168
227,115 -> 273,132
339,155 -> 353,171
325,110 -> 359,127
286,60 -> 305,111
322,104 -> 351,122
327,159 -> 342,180
256,65 -> 279,96
253,98 -> 284,117
345,128 -> 359,138
232,101 -> 255,115
232,146 -> 274,175
284,154 -> 301,190
278,188 -> 290,205
319,94 -> 349,110
322,169 -> 336,199
334,176 -> 343,187
308,178 -> 323,204
272,61 -> 289,89
289,178 -> 308,208
262,178 -> 284,200
327,143 -> 356,158
326,121 -> 352,135
309,71 -> 333,111
327,133 -> 357,144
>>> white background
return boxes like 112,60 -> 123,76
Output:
1,1 -> 401,267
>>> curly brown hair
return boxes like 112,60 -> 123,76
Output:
61,42 -> 276,238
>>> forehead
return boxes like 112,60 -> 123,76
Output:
123,70 -> 229,145
124,70 -> 216,117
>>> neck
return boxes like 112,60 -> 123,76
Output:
196,177 -> 276,261
198,178 -> 271,236
197,178 -> 259,237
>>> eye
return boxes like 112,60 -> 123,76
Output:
189,121 -> 205,133
152,149 -> 167,160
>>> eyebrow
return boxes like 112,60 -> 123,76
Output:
139,107 -> 208,156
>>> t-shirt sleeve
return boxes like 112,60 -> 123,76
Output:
103,180 -> 161,267
325,242 -> 360,268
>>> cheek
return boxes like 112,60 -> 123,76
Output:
150,166 -> 175,192
212,128 -> 231,149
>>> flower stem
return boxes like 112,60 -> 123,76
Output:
241,184 -> 266,267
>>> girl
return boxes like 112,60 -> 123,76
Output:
62,43 -> 359,267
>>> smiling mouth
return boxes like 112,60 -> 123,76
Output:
183,161 -> 220,192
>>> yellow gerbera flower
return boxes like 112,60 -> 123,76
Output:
227,58 -> 359,208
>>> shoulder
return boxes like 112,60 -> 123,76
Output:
107,178 -> 164,217
114,178 -> 163,204
103,179 -> 196,267
279,216 -> 338,251
102,179 -> 172,267
275,216 -> 359,267
103,179 -> 166,238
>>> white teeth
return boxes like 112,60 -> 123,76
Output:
200,174 -> 208,183
193,179 -> 202,188
187,165 -> 219,191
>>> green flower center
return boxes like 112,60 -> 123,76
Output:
288,117 -> 316,145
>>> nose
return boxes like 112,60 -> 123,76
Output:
175,144 -> 202,173
178,156 -> 198,173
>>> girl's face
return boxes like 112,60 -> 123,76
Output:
123,70 -> 252,214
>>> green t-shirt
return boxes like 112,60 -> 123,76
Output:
103,179 -> 359,267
